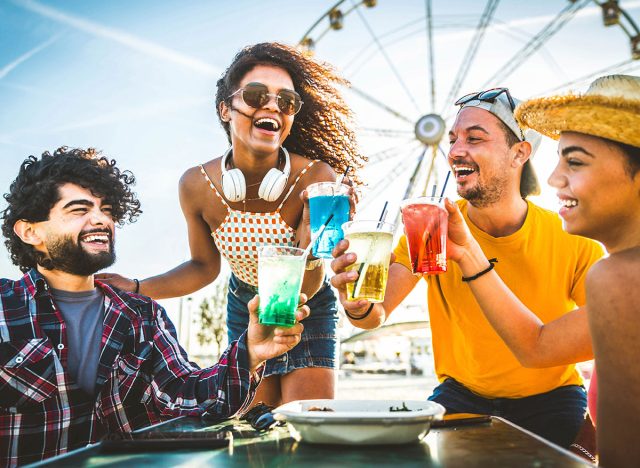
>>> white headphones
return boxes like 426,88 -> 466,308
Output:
220,147 -> 291,202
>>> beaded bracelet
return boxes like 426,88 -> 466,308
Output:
462,258 -> 498,282
345,303 -> 374,321
570,443 -> 597,463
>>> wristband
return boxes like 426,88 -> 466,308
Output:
344,303 -> 374,321
133,278 -> 140,294
461,258 -> 498,282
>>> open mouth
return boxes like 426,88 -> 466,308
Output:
80,231 -> 111,247
452,164 -> 477,180
254,117 -> 281,132
558,198 -> 578,211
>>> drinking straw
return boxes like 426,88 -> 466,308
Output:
337,165 -> 352,186
352,202 -> 389,299
439,171 -> 451,200
430,184 -> 437,198
304,213 -> 334,257
376,201 -> 389,229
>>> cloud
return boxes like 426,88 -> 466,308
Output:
11,0 -> 220,76
0,34 -> 60,80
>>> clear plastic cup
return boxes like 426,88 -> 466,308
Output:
258,246 -> 306,327
307,182 -> 351,258
400,197 -> 448,275
342,220 -> 395,303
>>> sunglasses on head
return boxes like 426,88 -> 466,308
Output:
228,82 -> 303,116
455,87 -> 525,140
454,87 -> 516,112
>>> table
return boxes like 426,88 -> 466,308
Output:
34,416 -> 594,467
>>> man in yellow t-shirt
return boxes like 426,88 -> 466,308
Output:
330,89 -> 604,448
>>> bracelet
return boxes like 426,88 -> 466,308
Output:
570,443 -> 597,463
133,278 -> 140,294
461,258 -> 498,282
305,258 -> 323,271
344,303 -> 374,321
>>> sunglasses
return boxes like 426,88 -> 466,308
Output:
228,82 -> 303,116
454,87 -> 516,111
455,87 -> 525,140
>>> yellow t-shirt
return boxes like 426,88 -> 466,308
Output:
393,199 -> 604,398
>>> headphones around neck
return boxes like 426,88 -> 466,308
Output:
220,147 -> 291,202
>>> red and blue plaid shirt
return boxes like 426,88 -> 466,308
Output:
0,269 -> 262,466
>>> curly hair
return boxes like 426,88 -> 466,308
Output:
215,42 -> 365,184
2,147 -> 142,272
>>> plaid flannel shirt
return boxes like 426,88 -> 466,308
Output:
0,269 -> 263,466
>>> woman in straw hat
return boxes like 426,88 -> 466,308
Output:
441,74 -> 640,467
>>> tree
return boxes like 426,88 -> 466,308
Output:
195,277 -> 228,358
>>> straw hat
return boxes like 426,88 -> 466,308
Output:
515,74 -> 640,148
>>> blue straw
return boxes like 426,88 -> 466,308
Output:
439,171 -> 451,199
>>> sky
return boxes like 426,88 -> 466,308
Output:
2,0 -> 640,334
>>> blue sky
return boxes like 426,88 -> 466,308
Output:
2,0 -> 639,321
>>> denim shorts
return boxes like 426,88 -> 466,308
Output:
227,274 -> 338,377
428,377 -> 587,448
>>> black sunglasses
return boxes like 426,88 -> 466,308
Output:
455,87 -> 524,139
228,82 -> 303,116
455,87 -> 518,111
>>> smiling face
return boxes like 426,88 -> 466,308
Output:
448,107 -> 522,207
548,132 -> 640,249
32,183 -> 116,275
220,64 -> 295,157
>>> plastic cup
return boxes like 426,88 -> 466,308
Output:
342,220 -> 395,303
400,197 -> 448,275
258,246 -> 306,327
307,182 -> 351,259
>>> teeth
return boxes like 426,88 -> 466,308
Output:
83,234 -> 109,243
254,118 -> 280,131
559,199 -> 578,207
452,164 -> 475,175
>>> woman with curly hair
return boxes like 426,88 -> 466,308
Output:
99,42 -> 364,406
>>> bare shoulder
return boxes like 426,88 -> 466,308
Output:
180,159 -> 218,193
586,247 -> 640,320
178,160 -> 220,213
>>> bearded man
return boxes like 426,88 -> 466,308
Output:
330,89 -> 604,447
0,147 -> 308,465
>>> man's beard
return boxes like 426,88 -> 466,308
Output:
458,172 -> 509,208
41,230 -> 115,276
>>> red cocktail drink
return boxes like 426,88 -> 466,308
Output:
401,197 -> 448,275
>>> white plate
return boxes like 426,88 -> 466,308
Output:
273,399 -> 445,445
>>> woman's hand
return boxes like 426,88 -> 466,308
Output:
295,189 -> 313,251
95,272 -> 137,292
246,294 -> 311,370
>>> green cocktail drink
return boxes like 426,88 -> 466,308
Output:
258,246 -> 307,327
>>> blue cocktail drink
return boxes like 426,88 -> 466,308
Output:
307,182 -> 350,258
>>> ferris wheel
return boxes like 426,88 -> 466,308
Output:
298,0 -> 640,223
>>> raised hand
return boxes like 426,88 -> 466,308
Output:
443,198 -> 477,263
246,294 -> 310,370
329,239 -> 374,319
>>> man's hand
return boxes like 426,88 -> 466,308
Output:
443,198 -> 476,263
95,272 -> 136,292
246,294 -> 310,371
329,239 -> 388,323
